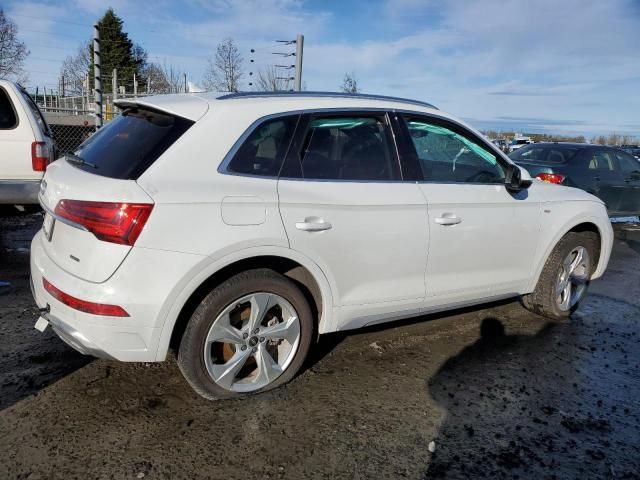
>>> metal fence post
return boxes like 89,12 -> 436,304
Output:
93,24 -> 102,128
294,34 -> 304,92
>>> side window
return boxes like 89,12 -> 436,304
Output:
588,150 -> 615,171
403,116 -> 505,183
615,151 -> 640,174
295,115 -> 398,181
226,115 -> 298,177
0,88 -> 18,129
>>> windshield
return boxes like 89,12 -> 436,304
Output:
72,107 -> 193,179
509,144 -> 580,164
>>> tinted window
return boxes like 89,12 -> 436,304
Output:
227,116 -> 297,176
615,151 -> 640,173
587,150 -> 616,171
510,144 -> 579,164
0,87 -> 17,129
73,107 -> 193,179
404,116 -> 505,183
293,116 -> 397,181
20,89 -> 49,135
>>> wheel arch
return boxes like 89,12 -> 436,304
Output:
529,215 -> 610,292
154,247 -> 334,361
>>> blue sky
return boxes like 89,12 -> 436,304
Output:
4,0 -> 640,136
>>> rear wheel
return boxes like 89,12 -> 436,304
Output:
177,269 -> 313,400
522,231 -> 598,319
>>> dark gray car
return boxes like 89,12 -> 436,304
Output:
509,143 -> 640,216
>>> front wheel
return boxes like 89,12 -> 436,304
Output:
522,231 -> 598,319
177,269 -> 314,400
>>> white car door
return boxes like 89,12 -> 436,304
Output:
277,112 -> 429,329
396,113 -> 540,301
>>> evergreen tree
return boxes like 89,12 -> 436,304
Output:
89,8 -> 147,93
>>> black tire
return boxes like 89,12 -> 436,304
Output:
177,268 -> 314,400
522,231 -> 598,319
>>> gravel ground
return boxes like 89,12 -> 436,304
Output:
0,212 -> 638,480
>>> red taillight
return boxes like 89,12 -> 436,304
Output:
42,278 -> 129,317
535,173 -> 565,184
54,200 -> 153,246
32,141 -> 49,172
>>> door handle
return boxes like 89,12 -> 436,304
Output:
435,214 -> 462,226
295,218 -> 332,232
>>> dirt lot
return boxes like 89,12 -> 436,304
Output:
0,212 -> 639,479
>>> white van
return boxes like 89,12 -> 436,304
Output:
0,80 -> 56,204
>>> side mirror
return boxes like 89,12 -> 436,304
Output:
506,164 -> 533,192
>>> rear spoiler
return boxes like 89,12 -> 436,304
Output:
114,95 -> 209,122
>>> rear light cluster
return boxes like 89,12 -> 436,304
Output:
31,141 -> 51,172
54,200 -> 153,246
535,173 -> 565,184
43,278 -> 129,317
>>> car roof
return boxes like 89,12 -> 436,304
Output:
116,91 -> 440,122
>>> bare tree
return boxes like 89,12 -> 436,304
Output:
141,62 -> 186,94
340,72 -> 360,93
0,9 -> 29,80
203,38 -> 243,92
59,43 -> 91,96
252,65 -> 290,91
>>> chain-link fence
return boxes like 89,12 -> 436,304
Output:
36,92 -> 153,155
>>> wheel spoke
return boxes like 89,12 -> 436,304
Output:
254,344 -> 283,386
248,293 -> 272,333
556,279 -> 568,297
568,247 -> 585,275
206,313 -> 244,344
559,282 -> 572,310
209,348 -> 252,389
260,316 -> 300,344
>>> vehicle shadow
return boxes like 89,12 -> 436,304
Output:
423,315 -> 638,479
300,297 -> 521,375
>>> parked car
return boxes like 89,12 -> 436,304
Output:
492,138 -> 510,153
510,137 -> 532,151
509,142 -> 640,216
0,80 -> 56,205
31,92 -> 613,400
621,145 -> 640,160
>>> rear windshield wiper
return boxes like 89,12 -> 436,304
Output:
65,153 -> 98,169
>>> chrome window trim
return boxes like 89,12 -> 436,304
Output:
218,107 -> 514,187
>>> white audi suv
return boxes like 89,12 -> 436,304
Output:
30,92 -> 613,399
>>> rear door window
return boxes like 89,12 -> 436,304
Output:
588,150 -> 616,171
226,115 -> 298,176
284,114 -> 399,181
0,87 -> 18,129
73,107 -> 193,179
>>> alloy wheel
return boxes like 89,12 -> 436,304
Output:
555,246 -> 590,311
203,292 -> 301,392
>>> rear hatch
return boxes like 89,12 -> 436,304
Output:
38,105 -> 195,283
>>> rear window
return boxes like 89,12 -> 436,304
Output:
0,87 -> 17,129
73,107 -> 193,179
509,145 -> 580,164
19,89 -> 50,135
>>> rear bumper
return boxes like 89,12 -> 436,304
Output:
30,229 -> 205,362
0,180 -> 41,204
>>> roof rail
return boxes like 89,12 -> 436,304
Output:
216,91 -> 438,110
